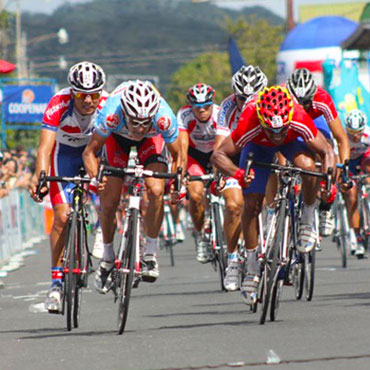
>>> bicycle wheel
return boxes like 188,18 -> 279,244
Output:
304,248 -> 315,301
270,267 -> 284,322
293,253 -> 304,300
260,199 -> 286,325
165,211 -> 175,267
117,209 -> 138,334
213,203 -> 227,292
64,212 -> 78,331
338,204 -> 349,268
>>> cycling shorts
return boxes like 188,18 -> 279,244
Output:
239,140 -> 314,195
223,177 -> 241,191
50,142 -> 85,206
187,146 -> 212,176
104,133 -> 167,168
349,148 -> 370,175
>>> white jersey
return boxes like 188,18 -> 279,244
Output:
42,87 -> 108,148
349,126 -> 370,159
216,94 -> 242,137
177,104 -> 220,153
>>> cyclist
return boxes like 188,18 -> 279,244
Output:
215,65 -> 267,291
286,68 -> 350,237
343,109 -> 370,258
30,61 -> 108,313
83,80 -> 182,292
177,83 -> 220,263
211,86 -> 335,304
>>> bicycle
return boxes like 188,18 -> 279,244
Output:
188,173 -> 228,292
36,170 -> 92,331
99,164 -> 182,334
244,154 -> 332,324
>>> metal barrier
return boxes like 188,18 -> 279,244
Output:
0,190 -> 46,276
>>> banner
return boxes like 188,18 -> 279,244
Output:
2,84 -> 53,123
322,60 -> 370,125
228,37 -> 246,75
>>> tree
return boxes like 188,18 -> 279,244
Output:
166,16 -> 285,111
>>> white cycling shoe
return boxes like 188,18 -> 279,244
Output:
224,261 -> 240,291
297,224 -> 317,253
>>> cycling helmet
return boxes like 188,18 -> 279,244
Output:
232,65 -> 267,97
120,80 -> 160,121
256,86 -> 294,130
68,61 -> 106,92
345,109 -> 367,133
186,83 -> 215,105
286,68 -> 317,104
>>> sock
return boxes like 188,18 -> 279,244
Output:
349,228 -> 357,245
103,242 -> 115,262
51,267 -> 63,287
228,252 -> 238,263
301,202 -> 315,225
145,237 -> 159,256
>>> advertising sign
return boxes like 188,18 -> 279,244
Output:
2,84 -> 53,123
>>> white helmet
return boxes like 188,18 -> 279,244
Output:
232,65 -> 267,97
121,80 -> 160,122
345,109 -> 367,133
68,61 -> 106,92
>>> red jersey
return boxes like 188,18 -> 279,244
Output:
306,86 -> 338,122
231,100 -> 318,148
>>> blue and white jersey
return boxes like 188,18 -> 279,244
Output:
95,81 -> 178,143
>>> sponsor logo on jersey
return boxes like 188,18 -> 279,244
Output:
106,114 -> 120,128
45,100 -> 70,121
157,116 -> 171,131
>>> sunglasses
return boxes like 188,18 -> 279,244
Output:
236,95 -> 248,103
74,91 -> 101,100
192,102 -> 213,109
263,125 -> 289,134
128,118 -> 152,128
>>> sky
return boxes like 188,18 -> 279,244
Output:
6,0 -> 367,21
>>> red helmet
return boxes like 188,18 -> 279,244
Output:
186,83 -> 215,105
256,86 -> 294,130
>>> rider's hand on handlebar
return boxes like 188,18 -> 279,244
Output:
233,168 -> 255,189
29,182 -> 49,203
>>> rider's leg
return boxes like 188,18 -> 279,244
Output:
188,181 -> 205,232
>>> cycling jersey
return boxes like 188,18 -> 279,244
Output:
42,87 -> 108,148
231,100 -> 318,148
177,104 -> 220,153
349,126 -> 370,160
95,81 -> 178,144
307,86 -> 338,123
216,94 -> 241,137
42,87 -> 108,206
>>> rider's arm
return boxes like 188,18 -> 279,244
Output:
166,136 -> 183,174
82,132 -> 107,178
328,116 -> 350,163
177,130 -> 189,173
211,135 -> 242,177
306,130 -> 336,174
35,129 -> 57,178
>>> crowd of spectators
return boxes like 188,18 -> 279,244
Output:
0,148 -> 36,199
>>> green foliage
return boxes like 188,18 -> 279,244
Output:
225,15 -> 285,84
166,16 -> 285,111
3,128 -> 40,150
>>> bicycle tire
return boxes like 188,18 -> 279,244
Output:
260,199 -> 286,325
117,209 -> 138,335
270,268 -> 284,321
268,200 -> 288,322
65,211 -> 78,331
166,211 -> 175,267
304,248 -> 315,301
293,254 -> 305,300
213,203 -> 227,292
338,203 -> 349,268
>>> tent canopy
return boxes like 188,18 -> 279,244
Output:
341,22 -> 370,50
0,60 -> 16,74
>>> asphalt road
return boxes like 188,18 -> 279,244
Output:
2,231 -> 370,370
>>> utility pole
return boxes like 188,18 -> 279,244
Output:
15,0 -> 23,78
287,0 -> 295,31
